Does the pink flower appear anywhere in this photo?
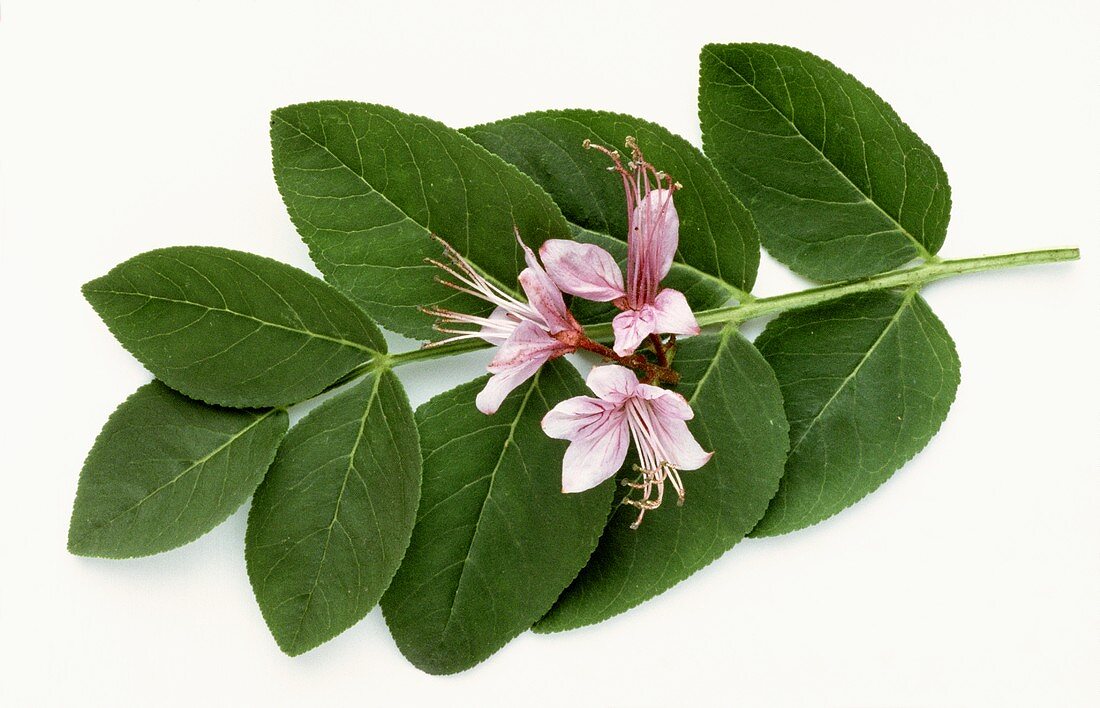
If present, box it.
[539,140,700,357]
[542,365,713,528]
[424,233,583,415]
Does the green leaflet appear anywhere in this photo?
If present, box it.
[83,246,385,408]
[246,370,420,656]
[752,290,960,536]
[463,109,760,294]
[381,360,615,674]
[535,328,789,632]
[700,43,951,281]
[567,225,736,324]
[68,382,287,558]
[271,101,572,340]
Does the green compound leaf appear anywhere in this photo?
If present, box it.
[68,381,287,559]
[567,225,735,325]
[752,290,960,536]
[700,43,951,281]
[381,359,615,674]
[83,246,385,408]
[246,369,420,657]
[271,101,572,340]
[535,328,789,632]
[463,109,759,294]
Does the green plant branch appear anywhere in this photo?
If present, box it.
[324,246,1078,389]
[693,246,1081,328]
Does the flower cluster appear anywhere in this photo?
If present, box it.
[424,139,711,527]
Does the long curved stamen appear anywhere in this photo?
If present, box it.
[420,305,520,347]
[621,398,686,528]
[427,261,542,325]
[423,235,552,345]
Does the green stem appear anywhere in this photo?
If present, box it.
[695,246,1080,328]
[365,246,1077,374]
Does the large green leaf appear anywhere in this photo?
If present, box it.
[381,360,614,674]
[535,327,789,632]
[463,109,759,293]
[246,369,420,656]
[271,101,572,340]
[700,43,951,281]
[83,246,385,408]
[68,382,287,558]
[752,290,960,536]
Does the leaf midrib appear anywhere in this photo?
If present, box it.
[702,46,932,259]
[94,408,278,529]
[285,371,383,652]
[437,370,543,645]
[785,290,915,457]
[88,287,378,354]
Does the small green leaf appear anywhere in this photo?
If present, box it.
[700,43,951,281]
[68,382,287,558]
[752,290,960,536]
[83,246,384,408]
[463,109,760,293]
[271,101,572,340]
[567,225,735,324]
[381,360,614,674]
[535,328,789,632]
[246,370,420,656]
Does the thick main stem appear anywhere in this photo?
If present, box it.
[377,246,1078,371]
[695,247,1081,328]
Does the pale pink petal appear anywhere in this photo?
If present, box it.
[517,267,573,335]
[476,322,569,414]
[634,385,694,420]
[647,412,713,471]
[478,306,517,345]
[585,364,639,403]
[539,239,625,302]
[651,288,700,336]
[560,418,630,492]
[541,395,613,438]
[628,188,679,303]
[611,307,657,356]
[542,396,630,492]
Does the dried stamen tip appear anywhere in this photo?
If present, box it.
[620,462,687,528]
[582,138,592,149]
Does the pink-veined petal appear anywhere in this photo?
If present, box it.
[628,188,679,302]
[476,322,570,414]
[517,266,573,336]
[646,410,713,471]
[542,396,630,493]
[542,395,613,438]
[585,364,639,404]
[611,307,657,356]
[651,288,700,336]
[560,419,630,492]
[539,239,626,302]
[476,358,544,415]
[634,385,694,420]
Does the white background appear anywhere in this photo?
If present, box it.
[2,1,1097,706]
